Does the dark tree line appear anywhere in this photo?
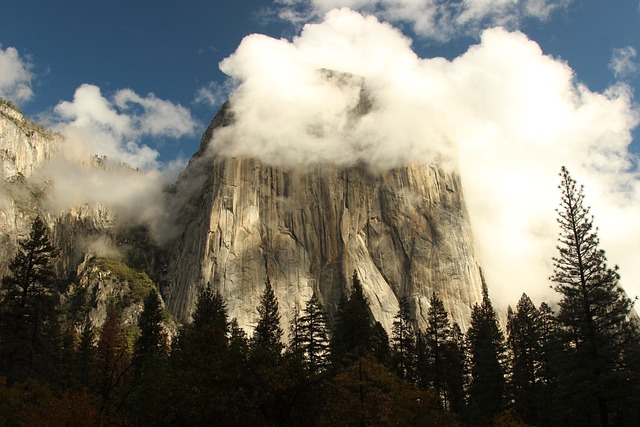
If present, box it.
[1,168,639,426]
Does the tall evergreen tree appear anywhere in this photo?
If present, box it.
[551,167,640,426]
[466,273,507,426]
[536,301,561,425]
[0,215,61,383]
[506,293,542,424]
[425,294,455,409]
[443,322,467,415]
[370,321,391,366]
[134,289,166,378]
[291,292,331,374]
[166,286,236,425]
[331,272,374,364]
[252,277,284,356]
[94,301,132,413]
[391,296,416,381]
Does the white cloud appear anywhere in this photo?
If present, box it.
[194,80,233,107]
[274,0,570,39]
[49,84,197,169]
[212,8,640,308]
[610,46,638,80]
[0,45,34,103]
[36,84,198,243]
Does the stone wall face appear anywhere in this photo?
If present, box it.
[165,113,483,334]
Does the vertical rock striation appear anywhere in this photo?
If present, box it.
[165,106,483,334]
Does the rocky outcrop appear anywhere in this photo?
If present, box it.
[0,100,60,181]
[0,100,62,274]
[164,108,484,334]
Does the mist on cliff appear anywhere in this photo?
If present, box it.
[38,84,197,243]
[209,8,640,308]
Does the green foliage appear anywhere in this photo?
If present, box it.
[331,271,377,365]
[93,301,133,413]
[466,274,507,426]
[288,292,331,373]
[252,277,284,357]
[0,216,61,383]
[423,294,464,412]
[506,293,545,425]
[322,356,457,426]
[551,167,640,426]
[89,257,155,306]
[391,295,417,381]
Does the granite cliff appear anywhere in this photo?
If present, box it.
[1,94,483,336]
[0,99,165,331]
[164,104,484,333]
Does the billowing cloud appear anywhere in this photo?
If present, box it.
[610,46,638,80]
[0,45,34,103]
[212,8,640,308]
[49,84,197,169]
[38,84,198,242]
[274,0,570,40]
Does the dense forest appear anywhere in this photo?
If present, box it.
[1,168,638,426]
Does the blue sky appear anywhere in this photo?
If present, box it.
[1,0,638,162]
[2,0,640,307]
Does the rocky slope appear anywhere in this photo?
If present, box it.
[0,100,163,331]
[164,106,484,333]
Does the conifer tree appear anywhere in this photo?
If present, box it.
[551,167,639,426]
[443,322,466,414]
[425,294,454,409]
[466,274,506,426]
[370,321,391,366]
[75,319,96,387]
[506,293,542,424]
[0,215,61,382]
[167,286,235,424]
[536,302,561,425]
[331,272,374,364]
[94,301,132,412]
[391,296,416,381]
[292,292,331,374]
[252,277,284,356]
[134,289,166,378]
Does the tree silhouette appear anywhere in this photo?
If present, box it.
[507,293,542,424]
[0,215,60,383]
[290,292,331,373]
[391,296,416,381]
[466,273,506,426]
[252,277,284,357]
[551,167,639,426]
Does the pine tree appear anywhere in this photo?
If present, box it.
[443,322,466,414]
[536,302,561,425]
[293,292,331,374]
[0,215,61,382]
[167,286,234,424]
[551,167,639,426]
[134,289,166,378]
[252,277,284,356]
[370,321,391,366]
[331,272,374,364]
[94,301,132,412]
[507,293,542,424]
[466,274,506,426]
[391,296,416,381]
[425,294,454,409]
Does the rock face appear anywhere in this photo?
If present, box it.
[0,101,60,181]
[0,100,166,332]
[164,106,484,334]
[0,101,62,274]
